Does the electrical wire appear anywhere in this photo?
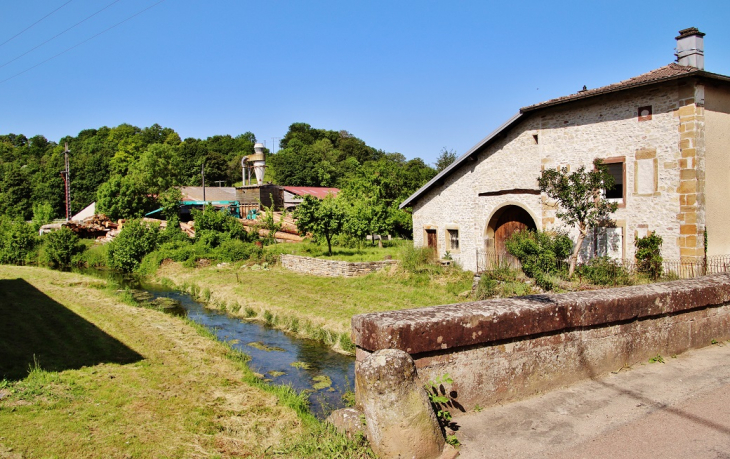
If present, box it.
[0,0,75,48]
[0,0,166,85]
[0,0,122,70]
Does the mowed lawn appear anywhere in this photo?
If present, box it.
[0,266,304,458]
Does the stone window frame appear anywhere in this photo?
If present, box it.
[599,156,626,209]
[446,228,460,253]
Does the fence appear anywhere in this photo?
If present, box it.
[476,249,730,279]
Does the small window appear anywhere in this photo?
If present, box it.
[448,229,459,251]
[604,162,624,201]
[638,105,652,121]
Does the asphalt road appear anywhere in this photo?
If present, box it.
[455,342,730,459]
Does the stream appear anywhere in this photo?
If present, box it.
[75,269,356,418]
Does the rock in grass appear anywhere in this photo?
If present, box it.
[326,407,367,440]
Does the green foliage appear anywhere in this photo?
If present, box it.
[158,187,183,220]
[635,233,663,279]
[434,147,457,172]
[649,354,665,364]
[0,217,38,265]
[538,159,618,275]
[576,256,632,286]
[214,240,262,262]
[106,219,160,272]
[426,373,458,445]
[505,230,572,290]
[475,276,498,299]
[40,227,82,267]
[399,245,437,273]
[295,194,346,256]
[31,202,54,231]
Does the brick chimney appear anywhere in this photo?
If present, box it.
[675,27,705,69]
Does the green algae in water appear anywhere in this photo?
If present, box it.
[312,375,332,390]
[268,370,286,378]
[290,361,312,370]
[247,341,285,352]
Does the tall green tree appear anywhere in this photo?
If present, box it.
[294,194,345,256]
[537,159,618,277]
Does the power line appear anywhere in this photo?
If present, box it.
[0,0,122,70]
[0,0,74,49]
[0,0,166,85]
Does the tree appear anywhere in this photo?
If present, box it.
[537,159,618,277]
[434,148,457,172]
[294,194,345,256]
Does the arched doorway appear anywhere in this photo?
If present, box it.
[486,205,537,254]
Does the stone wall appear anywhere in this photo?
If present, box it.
[412,80,701,271]
[352,274,730,415]
[280,254,397,277]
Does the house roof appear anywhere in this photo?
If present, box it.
[180,186,238,202]
[282,186,339,199]
[400,64,730,209]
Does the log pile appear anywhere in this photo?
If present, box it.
[64,214,118,239]
[238,211,306,242]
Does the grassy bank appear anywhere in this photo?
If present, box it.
[153,259,474,352]
[0,266,371,458]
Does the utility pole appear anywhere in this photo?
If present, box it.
[272,137,279,154]
[60,142,71,221]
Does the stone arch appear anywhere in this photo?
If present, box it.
[485,203,538,254]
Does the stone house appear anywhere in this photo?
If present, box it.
[400,28,730,272]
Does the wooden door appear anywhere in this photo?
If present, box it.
[494,207,535,255]
[426,229,437,254]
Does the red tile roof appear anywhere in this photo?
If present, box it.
[282,186,339,199]
[522,64,701,112]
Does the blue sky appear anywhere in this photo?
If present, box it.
[1,1,729,165]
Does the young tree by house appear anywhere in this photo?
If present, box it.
[294,194,345,256]
[537,159,618,277]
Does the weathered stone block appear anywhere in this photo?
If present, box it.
[356,349,444,459]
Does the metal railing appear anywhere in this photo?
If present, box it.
[476,249,730,280]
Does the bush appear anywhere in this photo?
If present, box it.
[475,276,498,300]
[215,239,262,262]
[0,217,38,265]
[40,227,82,267]
[505,230,572,289]
[635,233,663,279]
[400,245,437,273]
[576,256,632,286]
[107,219,159,272]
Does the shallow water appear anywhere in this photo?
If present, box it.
[76,269,355,418]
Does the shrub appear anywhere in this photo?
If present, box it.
[576,256,632,286]
[505,230,572,289]
[215,239,262,262]
[475,276,498,300]
[40,227,82,267]
[635,233,663,279]
[107,219,159,272]
[0,217,38,265]
[400,245,437,273]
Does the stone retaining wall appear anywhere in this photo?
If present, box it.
[280,254,397,277]
[352,274,730,416]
